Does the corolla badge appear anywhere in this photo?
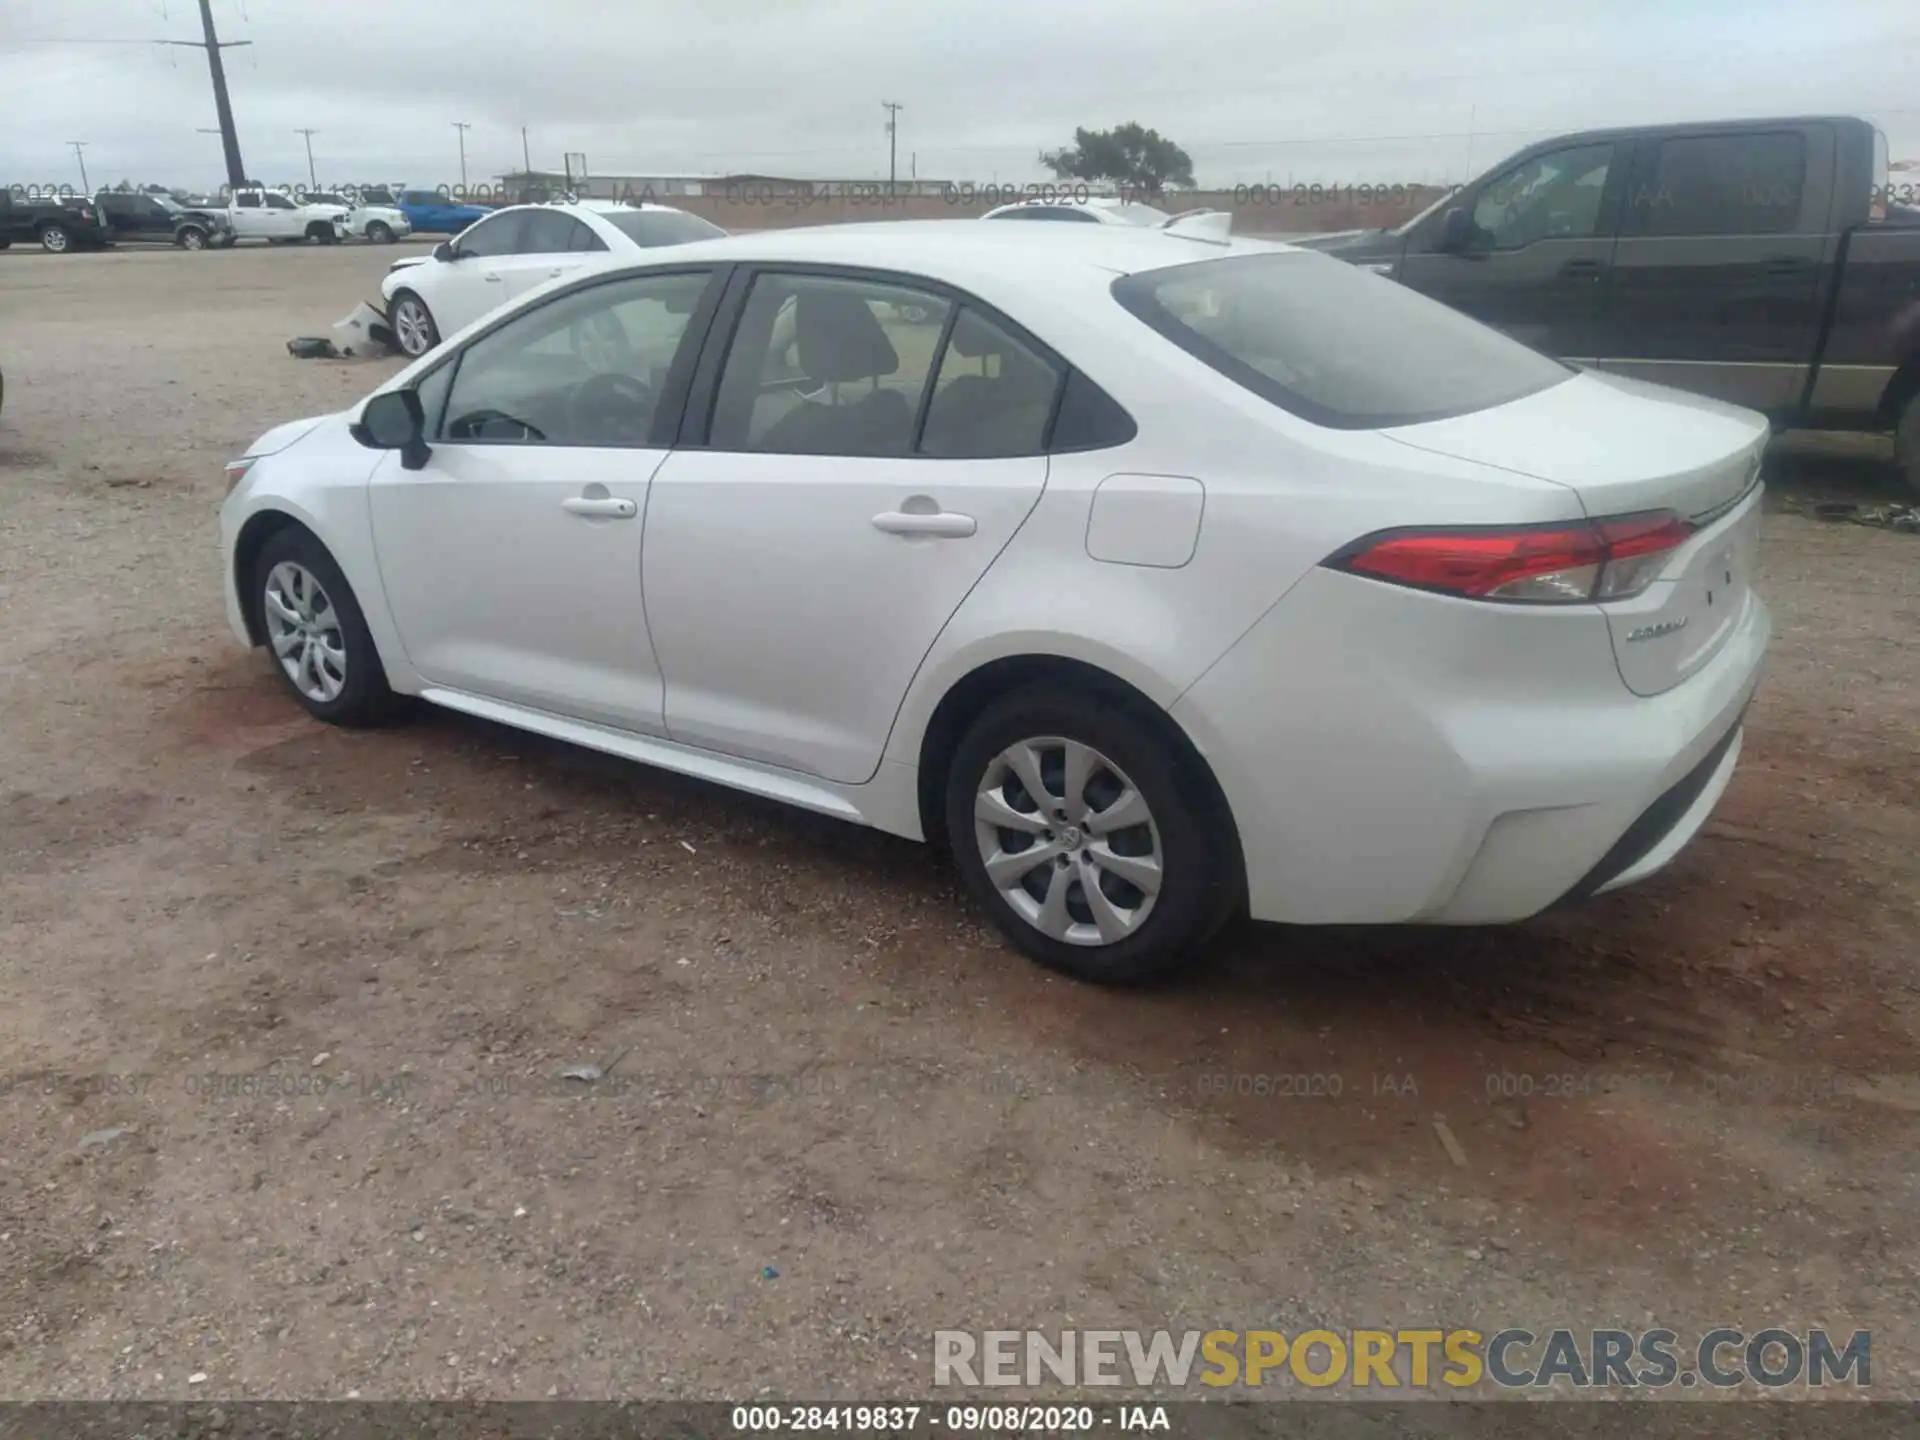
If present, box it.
[1626,617,1690,643]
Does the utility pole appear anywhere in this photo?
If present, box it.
[521,126,531,175]
[67,141,90,194]
[163,0,251,190]
[294,128,319,189]
[881,101,903,197]
[452,121,471,188]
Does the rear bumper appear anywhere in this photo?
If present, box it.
[1170,566,1770,926]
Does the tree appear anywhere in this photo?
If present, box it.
[1039,123,1194,196]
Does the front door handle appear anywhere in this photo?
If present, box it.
[483,272,504,283]
[1761,255,1812,275]
[1559,258,1607,280]
[546,267,564,278]
[562,496,637,519]
[873,509,976,539]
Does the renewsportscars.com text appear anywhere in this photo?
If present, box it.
[933,1327,1870,1390]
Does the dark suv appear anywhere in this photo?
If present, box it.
[95,191,235,249]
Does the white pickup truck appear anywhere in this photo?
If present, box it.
[223,188,350,245]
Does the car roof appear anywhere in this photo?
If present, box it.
[983,196,1167,221]
[568,218,1290,299]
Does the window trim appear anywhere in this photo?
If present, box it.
[674,261,1119,459]
[425,265,729,451]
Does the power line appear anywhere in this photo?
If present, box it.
[293,127,319,188]
[451,120,471,187]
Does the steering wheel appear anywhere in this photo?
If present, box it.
[570,311,632,373]
[567,372,654,444]
[447,408,545,442]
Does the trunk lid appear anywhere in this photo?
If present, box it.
[1381,370,1769,697]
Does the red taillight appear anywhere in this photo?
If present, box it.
[1328,511,1692,604]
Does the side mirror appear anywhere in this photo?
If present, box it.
[433,240,454,262]
[1437,206,1475,253]
[352,389,431,471]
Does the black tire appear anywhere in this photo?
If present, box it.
[1897,395,1920,498]
[214,231,237,249]
[307,221,337,244]
[387,288,439,357]
[366,220,394,244]
[252,528,395,727]
[38,224,72,254]
[176,224,209,251]
[944,684,1233,985]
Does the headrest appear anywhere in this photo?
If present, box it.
[795,291,899,384]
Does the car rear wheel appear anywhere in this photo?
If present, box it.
[388,290,438,357]
[38,224,72,254]
[945,685,1230,984]
[366,220,394,244]
[177,225,208,251]
[1898,394,1920,498]
[253,529,394,726]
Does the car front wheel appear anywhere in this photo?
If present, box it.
[253,528,394,726]
[387,289,438,357]
[366,220,394,243]
[945,685,1233,984]
[177,225,209,250]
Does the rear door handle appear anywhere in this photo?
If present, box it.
[483,272,504,283]
[1761,255,1812,275]
[872,510,976,539]
[562,496,637,519]
[1559,258,1607,280]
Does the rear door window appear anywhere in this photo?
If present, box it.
[1113,250,1572,429]
[1627,132,1808,237]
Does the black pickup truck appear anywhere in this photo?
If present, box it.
[0,191,112,252]
[93,191,236,249]
[1298,116,1920,490]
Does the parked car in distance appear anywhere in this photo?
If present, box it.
[93,190,235,250]
[304,193,412,244]
[223,221,1771,983]
[222,188,349,245]
[982,196,1172,227]
[0,191,111,252]
[393,190,494,235]
[1297,115,1920,492]
[379,200,726,357]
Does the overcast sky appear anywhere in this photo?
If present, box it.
[4,0,1917,193]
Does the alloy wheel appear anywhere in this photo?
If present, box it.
[973,736,1164,946]
[262,561,347,704]
[392,297,431,356]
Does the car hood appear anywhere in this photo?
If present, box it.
[353,205,405,221]
[244,413,333,457]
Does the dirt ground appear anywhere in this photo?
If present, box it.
[0,243,1916,1403]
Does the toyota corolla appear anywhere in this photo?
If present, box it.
[219,218,1769,984]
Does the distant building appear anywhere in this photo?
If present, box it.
[494,169,954,202]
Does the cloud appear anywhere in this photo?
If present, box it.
[2,0,1916,190]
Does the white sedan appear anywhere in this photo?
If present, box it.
[220,220,1770,984]
[379,200,726,358]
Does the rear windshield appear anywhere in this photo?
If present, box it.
[1111,250,1572,429]
[603,210,727,247]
